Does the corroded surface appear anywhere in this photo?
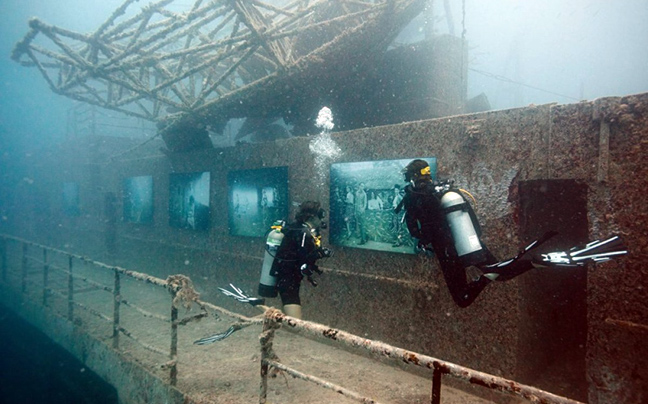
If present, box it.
[2,93,647,403]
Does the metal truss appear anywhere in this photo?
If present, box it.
[12,0,424,126]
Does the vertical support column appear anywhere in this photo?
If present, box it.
[67,255,74,321]
[170,292,178,386]
[547,105,554,179]
[597,120,610,183]
[259,314,276,404]
[21,243,28,293]
[431,367,442,404]
[1,237,7,282]
[42,248,49,306]
[112,268,121,349]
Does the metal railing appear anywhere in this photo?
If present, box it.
[259,308,585,404]
[0,234,586,404]
[0,234,260,386]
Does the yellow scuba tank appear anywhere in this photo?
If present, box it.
[258,220,285,297]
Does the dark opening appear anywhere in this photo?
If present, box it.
[517,179,588,402]
[0,304,119,404]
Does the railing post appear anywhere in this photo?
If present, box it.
[431,367,442,404]
[21,242,28,293]
[259,313,276,404]
[1,236,7,282]
[42,248,49,306]
[170,290,178,386]
[67,255,74,321]
[112,268,121,349]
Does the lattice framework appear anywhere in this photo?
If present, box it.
[12,0,421,124]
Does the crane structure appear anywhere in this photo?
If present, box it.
[12,0,426,151]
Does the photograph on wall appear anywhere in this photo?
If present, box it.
[62,182,80,216]
[329,158,437,254]
[228,167,289,237]
[123,176,154,224]
[169,171,210,230]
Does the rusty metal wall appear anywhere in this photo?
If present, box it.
[3,93,646,403]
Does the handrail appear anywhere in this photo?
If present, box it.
[1,234,585,404]
[259,308,586,404]
[0,233,263,386]
[0,234,262,320]
[1,234,183,383]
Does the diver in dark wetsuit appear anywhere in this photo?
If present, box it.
[400,159,628,308]
[272,201,331,319]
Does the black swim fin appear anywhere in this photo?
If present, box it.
[218,283,265,306]
[480,231,559,278]
[193,323,249,345]
[194,325,238,345]
[538,235,628,267]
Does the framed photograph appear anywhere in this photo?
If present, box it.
[123,176,154,224]
[169,172,210,230]
[228,167,289,237]
[329,158,437,253]
[62,182,80,216]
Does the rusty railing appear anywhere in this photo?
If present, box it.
[1,234,586,404]
[0,234,260,386]
[258,309,586,404]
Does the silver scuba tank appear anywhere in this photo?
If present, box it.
[440,191,484,266]
[258,220,285,297]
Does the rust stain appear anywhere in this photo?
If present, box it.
[323,329,338,340]
[403,352,420,365]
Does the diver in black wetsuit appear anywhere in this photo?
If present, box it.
[271,201,332,319]
[399,159,628,308]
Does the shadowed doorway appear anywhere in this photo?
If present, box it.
[516,179,588,402]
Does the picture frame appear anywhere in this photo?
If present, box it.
[228,167,289,237]
[169,172,210,230]
[123,176,154,224]
[329,158,437,253]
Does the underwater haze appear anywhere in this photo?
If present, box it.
[0,0,647,153]
[0,2,645,403]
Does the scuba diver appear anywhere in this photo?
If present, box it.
[399,159,628,308]
[266,201,332,319]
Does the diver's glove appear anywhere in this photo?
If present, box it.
[415,240,435,257]
[218,283,265,306]
[300,264,319,287]
[319,247,333,258]
[538,235,627,267]
[300,263,314,277]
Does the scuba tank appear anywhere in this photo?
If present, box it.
[258,220,285,297]
[439,190,486,267]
